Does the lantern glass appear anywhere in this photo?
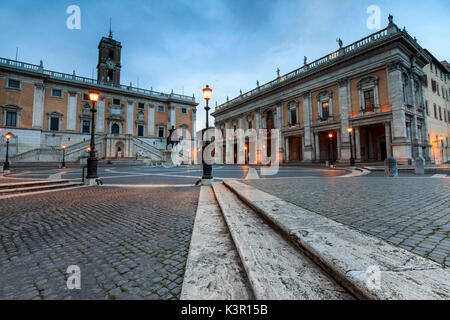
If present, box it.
[89,92,100,102]
[203,85,212,101]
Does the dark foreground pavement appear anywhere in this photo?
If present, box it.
[0,186,199,300]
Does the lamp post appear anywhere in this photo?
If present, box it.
[439,135,444,164]
[347,128,355,168]
[3,132,12,173]
[86,92,99,181]
[61,144,67,168]
[202,85,213,184]
[328,132,334,167]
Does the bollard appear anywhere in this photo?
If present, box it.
[415,156,425,175]
[384,157,398,177]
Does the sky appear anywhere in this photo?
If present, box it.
[0,0,448,129]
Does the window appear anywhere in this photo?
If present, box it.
[158,127,165,138]
[289,108,297,125]
[82,120,90,133]
[181,108,187,114]
[430,64,433,72]
[431,80,437,92]
[439,107,442,120]
[437,83,440,96]
[113,99,121,105]
[364,90,375,111]
[7,79,21,89]
[158,105,165,112]
[445,111,447,123]
[434,104,438,119]
[108,70,114,82]
[109,50,114,60]
[51,89,62,98]
[83,93,90,101]
[248,120,253,129]
[137,125,144,137]
[5,111,17,127]
[50,117,59,131]
[425,101,429,115]
[138,103,145,109]
[321,102,330,119]
[111,124,120,136]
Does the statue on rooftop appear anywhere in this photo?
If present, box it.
[336,38,343,48]
[388,14,394,25]
[304,56,307,66]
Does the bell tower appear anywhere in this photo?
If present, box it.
[97,27,122,86]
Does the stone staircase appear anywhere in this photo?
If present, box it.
[0,180,84,197]
[182,180,450,300]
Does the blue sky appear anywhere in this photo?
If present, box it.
[0,0,448,129]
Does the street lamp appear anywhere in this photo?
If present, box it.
[3,132,13,173]
[86,92,99,181]
[61,144,67,168]
[328,132,334,167]
[202,85,213,184]
[347,128,355,168]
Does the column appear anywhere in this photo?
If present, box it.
[66,92,77,132]
[302,92,313,162]
[285,137,290,162]
[337,130,341,161]
[338,79,351,161]
[170,105,176,129]
[148,105,155,136]
[32,83,45,129]
[96,98,105,133]
[255,110,261,130]
[314,132,320,161]
[126,101,134,135]
[191,109,196,140]
[385,121,392,157]
[355,126,361,161]
[387,61,410,163]
[276,104,283,162]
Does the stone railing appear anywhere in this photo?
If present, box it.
[215,26,394,112]
[0,57,196,103]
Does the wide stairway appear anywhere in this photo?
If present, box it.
[181,181,450,300]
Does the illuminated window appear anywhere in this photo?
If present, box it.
[363,90,375,111]
[321,102,330,118]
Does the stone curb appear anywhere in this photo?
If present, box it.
[223,180,450,300]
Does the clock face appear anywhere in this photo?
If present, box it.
[106,59,115,69]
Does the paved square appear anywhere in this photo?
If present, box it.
[244,177,450,267]
[0,186,199,300]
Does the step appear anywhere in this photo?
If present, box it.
[181,186,253,300]
[212,183,353,300]
[0,181,84,196]
[223,180,450,300]
[0,179,70,190]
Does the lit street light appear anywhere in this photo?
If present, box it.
[202,85,213,185]
[86,92,99,182]
[328,132,334,168]
[439,135,445,163]
[61,144,67,168]
[347,128,355,168]
[3,132,13,173]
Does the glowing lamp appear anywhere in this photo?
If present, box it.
[88,92,100,102]
[62,144,67,150]
[202,85,212,101]
[347,128,353,133]
[4,133,12,140]
[328,133,334,139]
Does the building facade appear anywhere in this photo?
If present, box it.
[212,17,432,165]
[0,32,198,164]
[423,52,449,164]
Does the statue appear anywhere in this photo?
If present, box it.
[304,56,307,66]
[277,68,280,78]
[240,89,243,95]
[336,38,343,48]
[256,80,260,87]
[388,14,394,25]
[166,126,177,151]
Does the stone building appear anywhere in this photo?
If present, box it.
[0,32,198,164]
[422,51,449,164]
[212,17,433,165]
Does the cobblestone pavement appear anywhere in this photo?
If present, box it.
[244,177,450,267]
[0,186,199,300]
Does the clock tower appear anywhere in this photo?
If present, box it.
[97,29,122,86]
